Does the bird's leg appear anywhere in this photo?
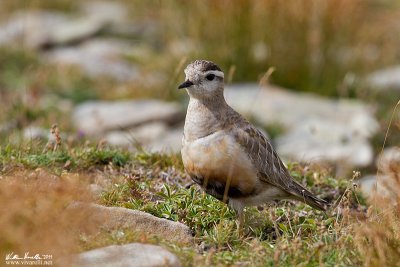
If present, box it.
[237,207,245,237]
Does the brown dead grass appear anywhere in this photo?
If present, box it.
[0,168,94,261]
[354,146,400,267]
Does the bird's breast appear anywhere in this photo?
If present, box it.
[181,131,259,197]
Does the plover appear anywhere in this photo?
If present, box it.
[179,60,328,226]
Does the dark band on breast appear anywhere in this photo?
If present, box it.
[191,174,253,200]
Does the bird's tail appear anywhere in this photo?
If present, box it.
[290,181,329,211]
[296,190,329,211]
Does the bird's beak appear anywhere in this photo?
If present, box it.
[178,80,194,89]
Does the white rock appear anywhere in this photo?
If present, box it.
[71,243,181,267]
[43,17,107,47]
[67,203,192,242]
[275,119,373,167]
[366,65,400,90]
[225,84,378,137]
[44,38,137,81]
[377,147,400,174]
[148,127,183,153]
[73,100,183,135]
[224,84,379,167]
[0,11,68,48]
[358,147,400,199]
[23,126,50,140]
[0,11,108,49]
[357,174,398,200]
[80,1,127,25]
[88,184,104,197]
[105,122,168,147]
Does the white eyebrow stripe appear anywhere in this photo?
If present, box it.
[204,70,224,78]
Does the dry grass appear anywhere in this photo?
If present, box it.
[0,169,93,260]
[354,164,400,266]
[0,1,399,265]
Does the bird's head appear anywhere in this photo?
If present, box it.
[178,60,224,99]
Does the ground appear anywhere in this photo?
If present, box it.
[2,138,398,266]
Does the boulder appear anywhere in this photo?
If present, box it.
[0,11,69,48]
[67,203,193,243]
[0,11,109,49]
[275,119,374,167]
[70,243,181,267]
[73,100,183,135]
[148,127,183,153]
[366,65,400,91]
[377,147,400,174]
[105,122,168,147]
[224,84,379,167]
[44,38,137,81]
[358,147,400,199]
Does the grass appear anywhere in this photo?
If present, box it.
[0,140,374,266]
[0,0,399,266]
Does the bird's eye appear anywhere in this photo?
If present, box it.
[206,74,215,81]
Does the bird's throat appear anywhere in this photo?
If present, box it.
[183,97,227,141]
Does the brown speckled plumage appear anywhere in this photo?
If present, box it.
[179,60,328,216]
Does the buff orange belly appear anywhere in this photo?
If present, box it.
[181,131,259,197]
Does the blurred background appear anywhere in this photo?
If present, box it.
[0,0,399,183]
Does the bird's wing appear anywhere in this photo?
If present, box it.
[232,123,328,210]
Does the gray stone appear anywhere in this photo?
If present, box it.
[275,119,374,167]
[357,174,397,199]
[0,121,17,134]
[366,65,400,90]
[44,38,137,81]
[80,1,127,26]
[377,147,400,173]
[225,84,378,136]
[67,203,192,243]
[0,11,109,49]
[358,147,400,199]
[71,243,181,267]
[224,84,379,167]
[0,11,70,48]
[80,1,160,40]
[105,122,168,147]
[73,100,183,135]
[88,184,104,197]
[42,17,107,47]
[148,127,183,153]
[23,126,49,140]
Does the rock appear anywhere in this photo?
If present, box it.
[275,119,374,167]
[148,127,183,153]
[67,203,193,243]
[357,175,379,198]
[0,11,109,49]
[70,243,181,267]
[105,123,183,153]
[105,122,168,147]
[41,17,107,48]
[80,1,160,40]
[80,1,127,26]
[73,100,183,135]
[23,126,49,140]
[377,147,400,174]
[88,184,104,197]
[366,65,400,90]
[225,84,378,136]
[357,174,397,199]
[358,147,400,200]
[224,84,379,167]
[0,11,70,48]
[44,38,137,81]
[0,121,17,134]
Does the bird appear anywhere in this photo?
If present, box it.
[178,59,328,228]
